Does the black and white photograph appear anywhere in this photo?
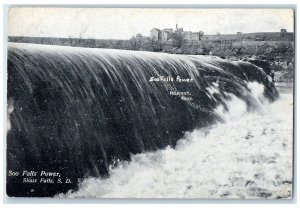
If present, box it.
[5,6,295,199]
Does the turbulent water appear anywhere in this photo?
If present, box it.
[62,89,293,199]
[7,43,287,198]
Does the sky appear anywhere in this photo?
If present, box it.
[8,8,294,39]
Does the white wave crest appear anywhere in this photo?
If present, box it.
[59,90,293,199]
[7,99,14,132]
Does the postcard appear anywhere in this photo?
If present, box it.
[6,7,294,199]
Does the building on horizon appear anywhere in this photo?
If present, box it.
[150,25,203,42]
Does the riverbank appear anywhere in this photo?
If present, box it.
[275,82,294,94]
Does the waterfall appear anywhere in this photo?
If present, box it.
[7,43,278,197]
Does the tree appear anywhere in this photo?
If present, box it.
[144,39,162,52]
[172,32,184,48]
[199,31,204,40]
[129,36,138,50]
[68,25,89,47]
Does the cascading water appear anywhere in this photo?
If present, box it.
[7,43,280,197]
[61,91,293,199]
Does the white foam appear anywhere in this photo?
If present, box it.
[59,91,293,199]
[214,94,247,121]
[247,82,267,106]
[7,99,14,132]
